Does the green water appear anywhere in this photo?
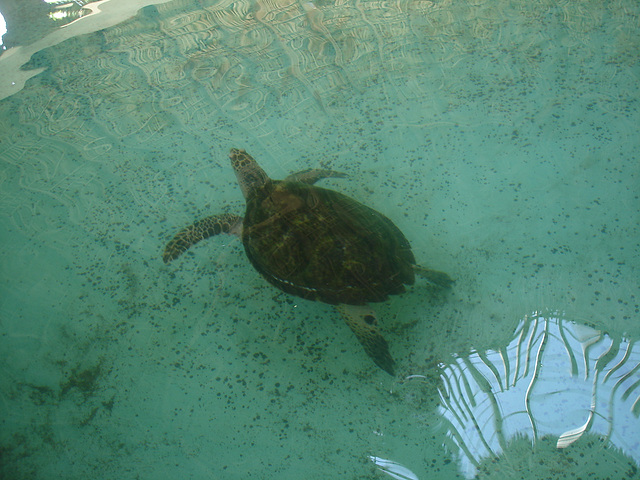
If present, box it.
[0,0,638,478]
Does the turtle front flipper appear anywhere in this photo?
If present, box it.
[163,213,243,263]
[337,305,395,375]
[284,168,347,185]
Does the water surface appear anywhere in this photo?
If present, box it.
[0,0,638,478]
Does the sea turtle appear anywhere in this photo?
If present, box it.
[163,148,453,374]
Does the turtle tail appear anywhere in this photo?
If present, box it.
[163,214,243,263]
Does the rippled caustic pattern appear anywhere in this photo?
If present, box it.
[0,0,638,479]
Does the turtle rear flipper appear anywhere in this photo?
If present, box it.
[413,265,454,291]
[163,213,243,263]
[338,305,395,375]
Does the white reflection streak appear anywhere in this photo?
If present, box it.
[477,349,503,392]
[619,361,640,402]
[438,315,640,478]
[558,316,580,376]
[0,12,6,46]
[632,383,640,416]
[557,364,599,448]
[471,352,509,451]
[369,456,419,480]
[512,317,529,386]
[580,331,602,380]
[440,365,468,424]
[522,314,539,379]
[461,358,499,457]
[596,337,619,372]
[605,341,640,440]
[499,347,510,392]
[604,340,633,382]
[524,315,548,443]
[437,363,484,468]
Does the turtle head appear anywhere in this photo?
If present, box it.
[229,148,270,199]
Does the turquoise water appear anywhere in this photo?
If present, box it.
[0,0,638,478]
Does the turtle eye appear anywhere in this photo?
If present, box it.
[364,315,376,325]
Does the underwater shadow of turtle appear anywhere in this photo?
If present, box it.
[163,148,453,375]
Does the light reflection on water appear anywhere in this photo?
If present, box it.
[0,0,638,478]
[436,313,640,478]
